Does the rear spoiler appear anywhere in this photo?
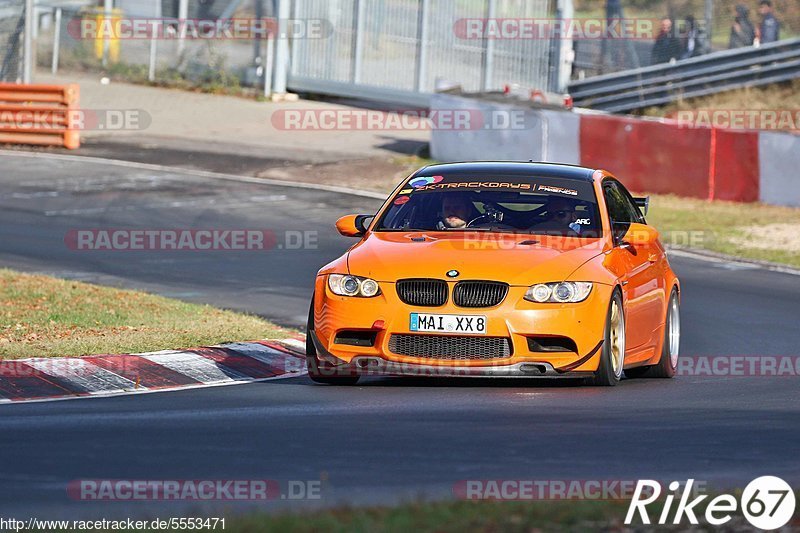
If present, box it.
[634,196,649,216]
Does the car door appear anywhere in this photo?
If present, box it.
[603,180,663,352]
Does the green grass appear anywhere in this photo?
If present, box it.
[639,80,800,125]
[30,496,800,531]
[218,494,799,533]
[0,269,288,359]
[644,194,800,267]
[224,500,632,533]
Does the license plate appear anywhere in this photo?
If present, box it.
[410,313,487,334]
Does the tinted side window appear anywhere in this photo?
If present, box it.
[615,181,645,223]
[604,182,634,224]
[604,180,639,242]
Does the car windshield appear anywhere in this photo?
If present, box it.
[375,174,601,237]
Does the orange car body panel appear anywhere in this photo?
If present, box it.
[313,164,679,375]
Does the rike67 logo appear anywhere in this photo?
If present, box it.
[626,476,796,530]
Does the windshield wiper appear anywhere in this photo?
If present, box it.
[377,227,524,233]
[375,228,433,232]
[458,227,523,233]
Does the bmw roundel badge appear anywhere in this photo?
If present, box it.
[446,270,459,278]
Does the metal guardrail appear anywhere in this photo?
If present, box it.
[287,75,432,108]
[569,38,800,113]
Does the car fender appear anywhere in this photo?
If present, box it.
[565,252,622,289]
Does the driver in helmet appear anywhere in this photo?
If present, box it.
[545,196,583,235]
[437,193,477,229]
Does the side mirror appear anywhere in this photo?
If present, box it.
[619,222,659,248]
[335,214,373,237]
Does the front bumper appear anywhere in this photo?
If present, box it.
[312,276,613,376]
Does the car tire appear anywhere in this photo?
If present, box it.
[625,288,680,379]
[590,290,625,386]
[306,296,360,385]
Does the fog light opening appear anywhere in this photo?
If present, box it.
[520,363,548,375]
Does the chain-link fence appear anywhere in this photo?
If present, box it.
[39,0,562,99]
[33,0,800,96]
[290,0,557,95]
[573,0,800,78]
[0,0,24,81]
[39,0,277,92]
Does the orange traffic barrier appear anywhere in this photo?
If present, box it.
[0,83,80,149]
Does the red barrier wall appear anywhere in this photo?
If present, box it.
[580,114,711,198]
[580,114,759,201]
[710,129,760,202]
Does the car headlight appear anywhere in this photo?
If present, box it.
[524,282,592,303]
[328,274,381,297]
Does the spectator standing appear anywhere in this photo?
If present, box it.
[601,0,626,72]
[729,4,756,48]
[757,0,781,44]
[606,0,623,20]
[681,15,710,59]
[651,18,681,64]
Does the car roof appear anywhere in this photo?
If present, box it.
[416,161,597,182]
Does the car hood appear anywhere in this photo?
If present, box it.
[346,232,607,286]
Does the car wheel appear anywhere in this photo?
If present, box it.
[305,296,360,385]
[626,288,680,379]
[590,290,625,386]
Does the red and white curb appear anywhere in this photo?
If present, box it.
[0,338,307,404]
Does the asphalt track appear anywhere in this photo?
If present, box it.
[1,152,799,520]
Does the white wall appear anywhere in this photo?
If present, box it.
[759,132,800,207]
[429,94,580,164]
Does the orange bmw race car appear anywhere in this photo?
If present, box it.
[306,162,680,386]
